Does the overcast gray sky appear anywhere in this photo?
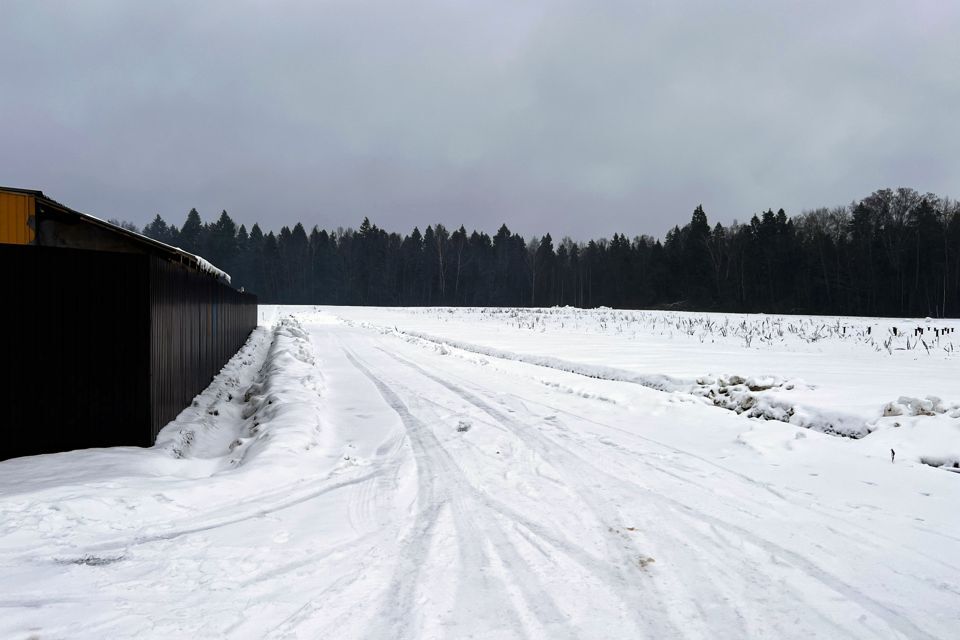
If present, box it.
[2,0,958,239]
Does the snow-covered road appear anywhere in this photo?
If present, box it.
[1,307,958,639]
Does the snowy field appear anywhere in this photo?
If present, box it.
[1,305,958,639]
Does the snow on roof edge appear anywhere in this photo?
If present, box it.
[20,188,233,285]
[192,255,232,284]
[82,211,234,284]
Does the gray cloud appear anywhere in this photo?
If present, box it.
[2,0,958,239]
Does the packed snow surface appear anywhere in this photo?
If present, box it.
[1,305,958,639]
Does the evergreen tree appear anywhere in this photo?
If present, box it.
[143,214,173,245]
[179,208,204,255]
[207,210,238,274]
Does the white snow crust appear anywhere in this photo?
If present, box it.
[0,305,957,639]
[192,254,231,283]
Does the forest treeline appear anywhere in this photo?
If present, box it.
[131,187,960,317]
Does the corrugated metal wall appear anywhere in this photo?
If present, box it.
[1,244,150,460]
[148,256,258,439]
[0,191,36,244]
[0,244,257,460]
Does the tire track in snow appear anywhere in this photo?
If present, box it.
[342,347,574,640]
[362,343,696,637]
[344,428,408,536]
[16,470,385,561]
[507,390,960,576]
[499,390,960,608]
[380,347,945,640]
[376,348,725,638]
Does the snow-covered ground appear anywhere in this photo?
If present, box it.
[1,305,958,639]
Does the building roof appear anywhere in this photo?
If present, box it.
[0,185,231,283]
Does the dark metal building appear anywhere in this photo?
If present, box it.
[0,186,257,460]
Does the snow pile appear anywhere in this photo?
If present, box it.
[155,325,273,463]
[867,397,960,473]
[157,315,330,469]
[224,316,329,466]
[882,395,959,418]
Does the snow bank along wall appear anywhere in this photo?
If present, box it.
[0,186,257,460]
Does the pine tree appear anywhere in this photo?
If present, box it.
[207,210,238,275]
[179,208,204,255]
[143,214,173,245]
